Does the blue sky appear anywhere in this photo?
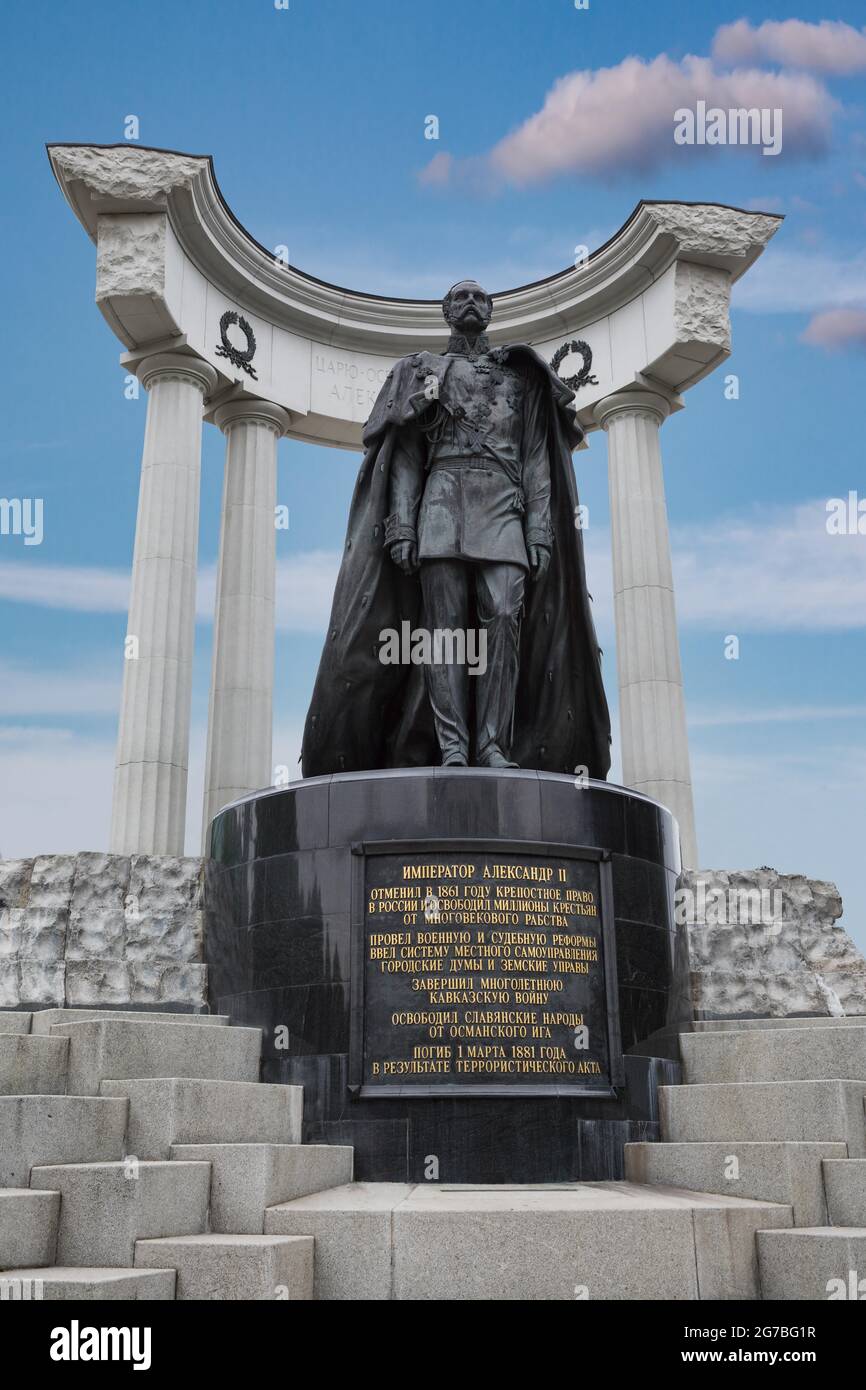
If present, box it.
[1,1,864,950]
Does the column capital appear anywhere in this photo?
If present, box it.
[136,351,218,397]
[593,389,673,431]
[212,396,291,437]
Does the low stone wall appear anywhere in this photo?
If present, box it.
[0,853,206,1011]
[682,868,866,1020]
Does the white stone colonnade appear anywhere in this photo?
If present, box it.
[595,390,697,869]
[48,144,782,867]
[202,397,290,843]
[111,351,216,855]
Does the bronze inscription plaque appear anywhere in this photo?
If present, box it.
[351,843,621,1098]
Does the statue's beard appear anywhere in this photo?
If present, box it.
[448,310,489,335]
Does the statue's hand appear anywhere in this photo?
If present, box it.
[390,540,419,575]
[528,544,551,581]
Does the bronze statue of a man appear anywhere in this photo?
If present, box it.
[301,281,610,779]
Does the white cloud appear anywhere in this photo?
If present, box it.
[418,152,453,188]
[713,19,866,76]
[425,54,835,188]
[801,308,866,352]
[273,550,340,633]
[671,500,866,633]
[689,704,866,730]
[0,552,342,635]
[0,663,120,717]
[0,562,129,612]
[0,728,114,859]
[0,715,307,862]
[734,248,866,314]
[200,551,339,634]
[585,499,866,637]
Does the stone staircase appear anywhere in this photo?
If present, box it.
[262,1015,866,1299]
[0,1009,352,1299]
[626,1016,866,1299]
[3,1009,864,1299]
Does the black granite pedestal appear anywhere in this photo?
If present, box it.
[204,769,690,1182]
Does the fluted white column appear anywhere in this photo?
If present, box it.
[111,352,218,855]
[594,390,698,868]
[201,398,290,845]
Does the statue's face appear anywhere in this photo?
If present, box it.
[443,280,492,334]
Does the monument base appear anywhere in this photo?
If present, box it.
[204,769,689,1183]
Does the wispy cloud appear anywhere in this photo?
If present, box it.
[0,553,341,635]
[0,663,119,717]
[0,727,114,859]
[418,152,453,189]
[272,551,339,633]
[583,497,866,638]
[2,501,863,637]
[734,248,866,315]
[713,19,866,76]
[670,500,866,633]
[0,562,129,612]
[801,308,866,352]
[689,704,866,729]
[0,715,307,862]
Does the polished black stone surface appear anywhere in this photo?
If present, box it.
[205,769,689,1181]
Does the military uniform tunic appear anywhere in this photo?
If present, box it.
[382,336,554,766]
[385,341,553,566]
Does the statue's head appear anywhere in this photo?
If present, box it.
[442,279,493,335]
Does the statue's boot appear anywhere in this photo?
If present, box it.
[477,748,518,769]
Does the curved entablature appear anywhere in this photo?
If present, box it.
[48,142,782,449]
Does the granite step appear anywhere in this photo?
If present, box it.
[134,1233,314,1300]
[625,1140,846,1226]
[99,1077,302,1159]
[694,1016,866,1033]
[823,1159,866,1227]
[29,1160,211,1267]
[264,1181,792,1301]
[171,1142,353,1233]
[0,1266,175,1300]
[681,1025,866,1085]
[54,1018,261,1094]
[0,1095,128,1186]
[35,1008,229,1035]
[0,1035,68,1095]
[757,1227,866,1300]
[660,1081,866,1153]
[0,1013,33,1036]
[0,1189,59,1268]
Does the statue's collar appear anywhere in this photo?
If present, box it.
[445,331,491,358]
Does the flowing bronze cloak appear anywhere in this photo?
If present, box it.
[301,344,611,778]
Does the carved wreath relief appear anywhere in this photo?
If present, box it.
[215,310,259,379]
[551,339,598,391]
